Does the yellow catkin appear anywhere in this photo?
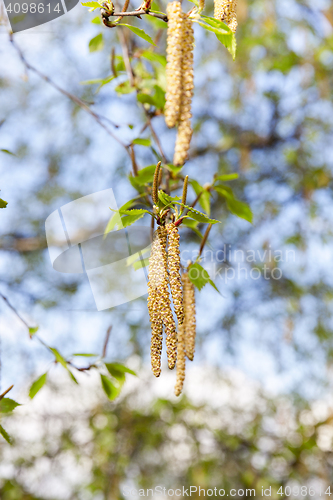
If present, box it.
[173,17,194,166]
[182,272,196,361]
[165,1,184,128]
[148,229,165,377]
[214,0,237,33]
[153,226,178,370]
[174,321,186,396]
[166,222,184,325]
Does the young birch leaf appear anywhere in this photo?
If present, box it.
[0,149,16,156]
[118,24,156,46]
[100,374,119,400]
[89,33,104,52]
[0,398,20,413]
[29,373,47,399]
[188,263,220,293]
[0,198,8,209]
[0,425,12,444]
[141,51,166,67]
[132,138,151,147]
[137,93,156,106]
[174,203,220,224]
[194,16,236,60]
[214,186,252,223]
[190,179,211,216]
[214,173,239,182]
[106,363,137,377]
[81,1,102,9]
[29,326,39,336]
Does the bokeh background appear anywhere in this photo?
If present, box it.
[1,0,333,497]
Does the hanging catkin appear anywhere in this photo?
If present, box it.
[148,228,165,376]
[157,226,178,369]
[182,272,196,361]
[173,16,194,166]
[165,1,184,128]
[174,321,186,396]
[214,0,237,33]
[166,222,184,325]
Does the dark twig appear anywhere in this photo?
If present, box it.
[0,292,31,331]
[102,325,113,358]
[199,223,212,256]
[9,34,130,154]
[0,385,14,401]
[104,9,168,22]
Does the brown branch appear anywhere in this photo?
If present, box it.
[0,385,14,401]
[102,325,112,358]
[9,34,130,155]
[199,223,212,256]
[104,9,168,22]
[117,27,135,86]
[0,292,31,331]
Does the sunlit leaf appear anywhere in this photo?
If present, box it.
[132,138,151,147]
[0,398,20,413]
[118,24,156,46]
[100,374,119,400]
[0,198,8,208]
[29,373,47,399]
[0,425,12,444]
[214,186,252,223]
[188,262,220,293]
[89,33,104,52]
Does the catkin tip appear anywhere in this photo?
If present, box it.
[214,0,238,33]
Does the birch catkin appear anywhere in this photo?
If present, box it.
[182,272,196,361]
[157,226,178,370]
[166,222,184,325]
[214,0,238,33]
[173,17,194,166]
[174,321,186,396]
[148,228,165,377]
[165,1,184,128]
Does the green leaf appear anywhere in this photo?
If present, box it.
[141,50,166,67]
[72,353,98,357]
[158,191,181,207]
[182,218,203,239]
[137,93,156,106]
[144,15,167,29]
[132,164,156,185]
[80,75,115,92]
[194,15,236,60]
[29,373,47,399]
[0,198,8,209]
[132,257,149,270]
[121,213,146,228]
[118,24,156,46]
[105,211,122,233]
[115,80,136,94]
[152,84,165,109]
[105,362,137,380]
[214,186,252,223]
[29,326,39,336]
[190,180,211,216]
[89,33,104,52]
[132,138,151,147]
[100,374,119,400]
[81,1,101,10]
[49,347,67,369]
[49,347,78,384]
[0,398,20,413]
[165,164,183,175]
[214,173,239,182]
[0,149,16,156]
[188,263,220,293]
[119,208,152,216]
[174,203,220,224]
[91,15,101,23]
[0,425,12,444]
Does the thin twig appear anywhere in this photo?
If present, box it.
[9,34,130,154]
[104,9,168,21]
[146,114,167,163]
[199,223,212,256]
[0,385,14,401]
[0,292,31,330]
[118,27,135,86]
[102,325,113,358]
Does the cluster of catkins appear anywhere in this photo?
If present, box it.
[148,223,196,396]
[214,0,238,33]
[165,1,194,167]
